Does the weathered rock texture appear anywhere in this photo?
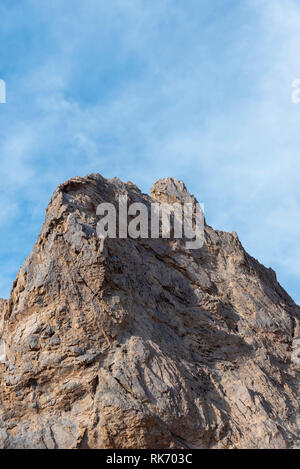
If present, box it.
[0,174,299,449]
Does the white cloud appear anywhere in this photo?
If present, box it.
[0,0,300,301]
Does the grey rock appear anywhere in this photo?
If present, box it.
[0,174,299,449]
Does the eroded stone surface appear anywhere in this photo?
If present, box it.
[0,174,299,449]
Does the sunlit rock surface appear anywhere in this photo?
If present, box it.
[0,174,299,449]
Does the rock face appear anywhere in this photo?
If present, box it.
[0,174,299,449]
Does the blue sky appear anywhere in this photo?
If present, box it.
[0,0,300,302]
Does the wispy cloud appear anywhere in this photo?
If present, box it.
[0,0,300,302]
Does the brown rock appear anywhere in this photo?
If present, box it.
[0,174,299,449]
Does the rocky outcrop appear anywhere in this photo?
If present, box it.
[0,174,299,449]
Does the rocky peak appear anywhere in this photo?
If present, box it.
[150,177,197,205]
[0,174,299,449]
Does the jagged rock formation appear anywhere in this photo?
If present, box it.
[0,174,299,449]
